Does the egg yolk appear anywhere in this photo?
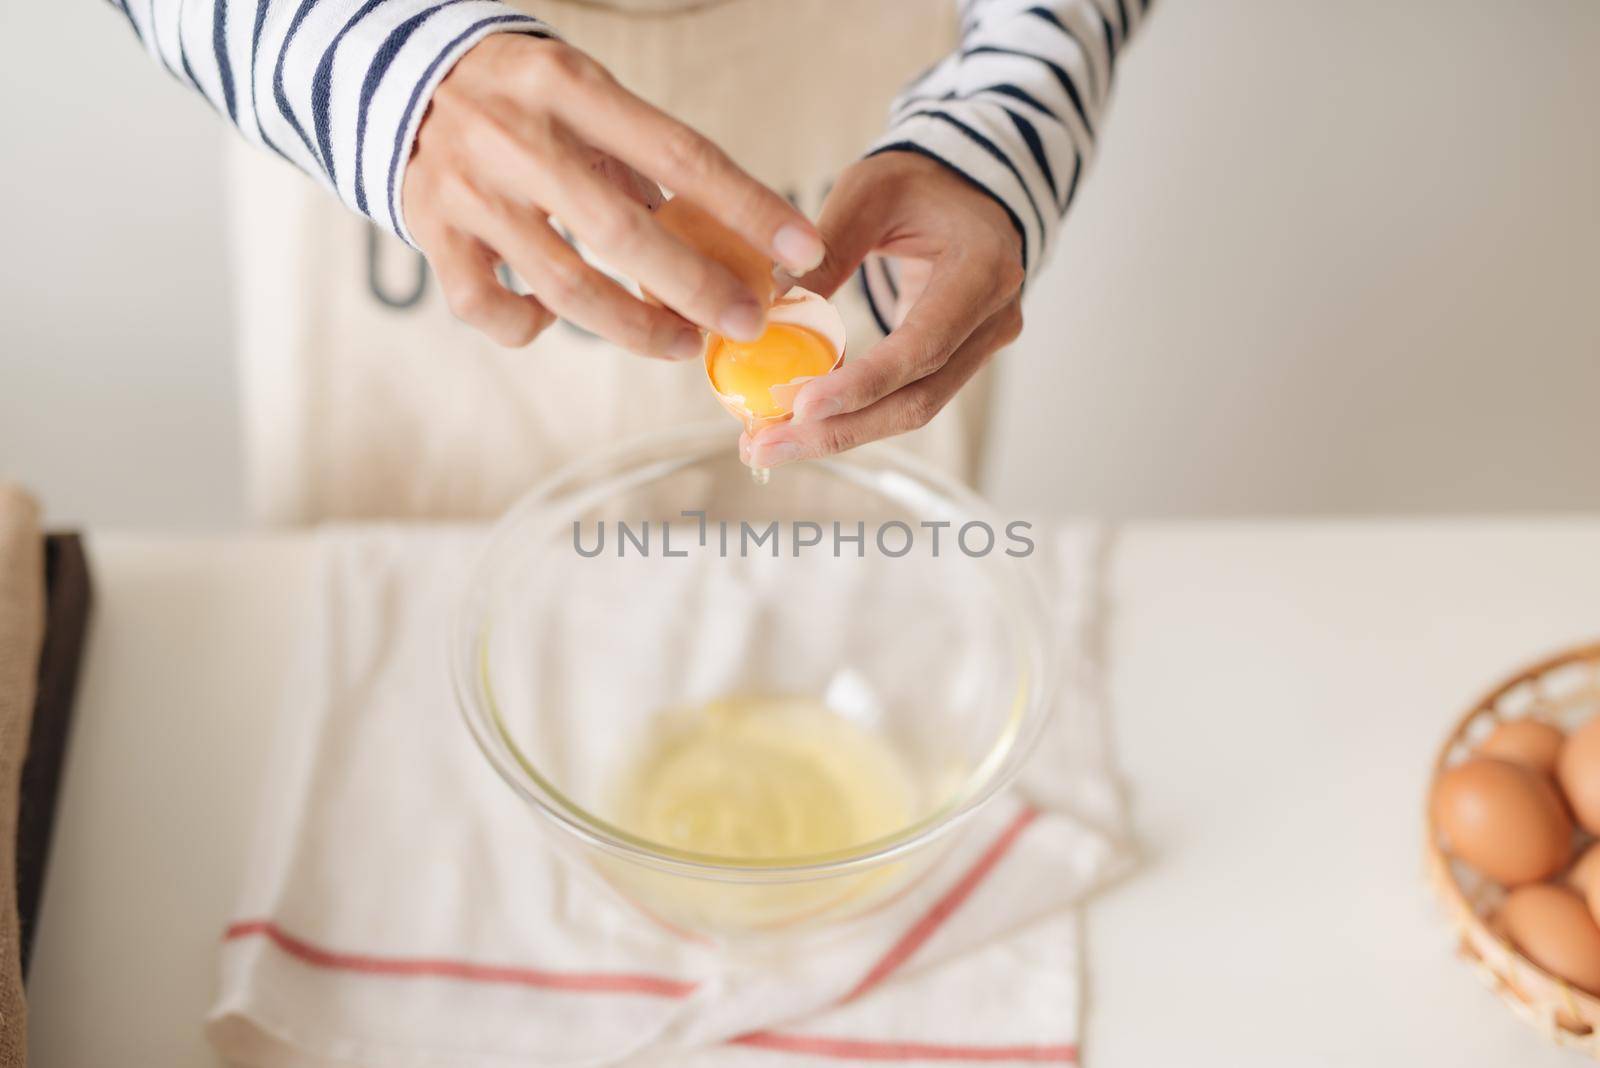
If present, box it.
[708,323,836,419]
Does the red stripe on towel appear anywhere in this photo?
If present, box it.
[222,920,698,998]
[844,805,1041,1003]
[729,1031,1077,1062]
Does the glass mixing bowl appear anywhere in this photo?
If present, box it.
[453,423,1056,941]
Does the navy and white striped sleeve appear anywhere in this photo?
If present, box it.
[870,0,1150,278]
[105,0,555,247]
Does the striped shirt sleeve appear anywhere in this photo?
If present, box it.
[105,0,554,247]
[870,0,1150,280]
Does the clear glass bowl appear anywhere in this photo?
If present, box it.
[452,423,1056,940]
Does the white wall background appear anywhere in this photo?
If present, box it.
[1,1,238,526]
[985,0,1600,516]
[2,0,1597,527]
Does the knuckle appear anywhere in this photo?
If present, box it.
[539,258,586,308]
[817,423,857,457]
[610,303,654,348]
[445,281,498,324]
[900,389,941,431]
[506,315,545,348]
[591,207,644,254]
[993,256,1026,300]
[865,361,904,403]
[429,71,480,124]
[525,43,591,92]
[647,318,685,354]
[999,302,1024,344]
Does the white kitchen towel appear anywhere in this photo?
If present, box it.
[207,523,1131,1067]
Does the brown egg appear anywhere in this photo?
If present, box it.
[1568,842,1600,899]
[652,196,776,309]
[1476,718,1565,777]
[1432,757,1573,885]
[1500,884,1600,996]
[1559,717,1600,835]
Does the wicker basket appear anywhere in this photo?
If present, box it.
[1426,640,1600,1053]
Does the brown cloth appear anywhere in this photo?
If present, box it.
[0,485,42,1066]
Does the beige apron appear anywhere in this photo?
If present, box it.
[230,0,982,523]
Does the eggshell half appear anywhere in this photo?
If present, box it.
[644,196,849,436]
[704,287,846,434]
[653,196,777,308]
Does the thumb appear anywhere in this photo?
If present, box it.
[794,175,886,298]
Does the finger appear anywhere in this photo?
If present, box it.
[426,227,554,347]
[789,249,1012,423]
[468,117,768,340]
[582,145,665,211]
[547,76,824,274]
[795,172,891,299]
[455,195,704,360]
[751,303,1020,467]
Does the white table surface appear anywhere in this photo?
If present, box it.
[26,521,1600,1067]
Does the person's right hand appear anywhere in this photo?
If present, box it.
[402,34,824,356]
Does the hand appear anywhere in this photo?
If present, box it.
[403,35,824,355]
[743,152,1025,468]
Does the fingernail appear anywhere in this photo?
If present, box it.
[738,436,752,464]
[794,396,841,424]
[773,224,825,274]
[668,329,703,361]
[719,301,765,342]
[753,440,803,467]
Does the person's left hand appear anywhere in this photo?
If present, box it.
[742,151,1026,469]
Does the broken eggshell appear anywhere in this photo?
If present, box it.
[642,195,848,436]
[702,287,846,434]
[653,196,778,309]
